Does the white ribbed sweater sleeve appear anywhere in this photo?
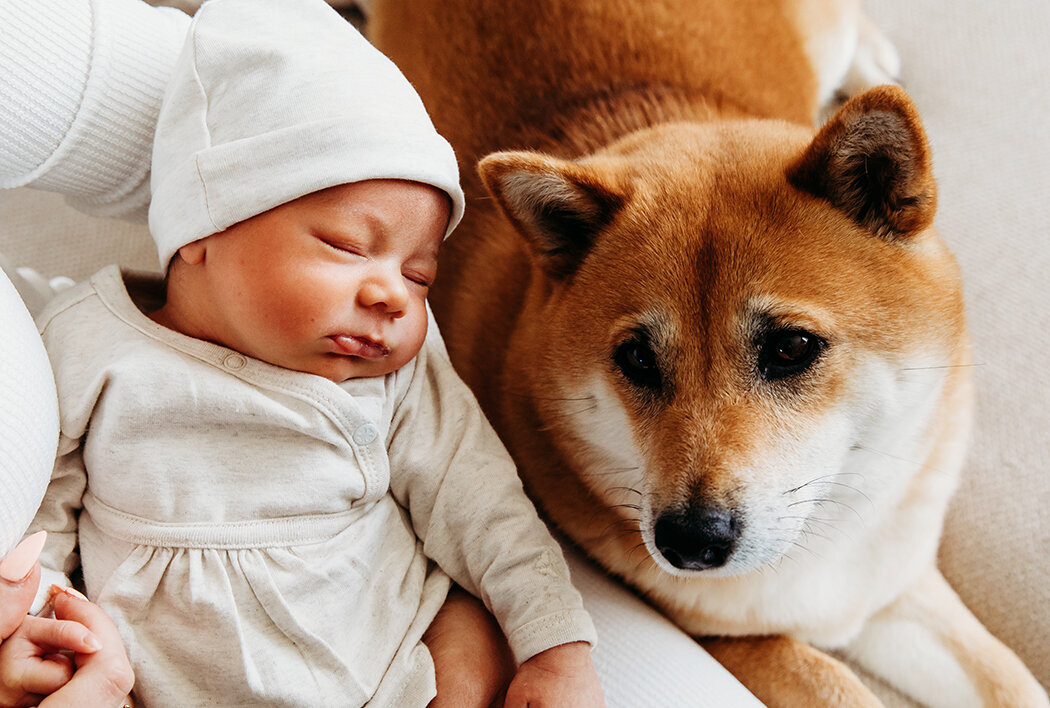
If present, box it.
[0,270,59,559]
[0,0,189,221]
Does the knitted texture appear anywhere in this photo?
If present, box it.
[148,0,464,268]
[0,0,188,221]
[0,269,57,558]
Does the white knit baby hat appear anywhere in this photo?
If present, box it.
[148,0,465,268]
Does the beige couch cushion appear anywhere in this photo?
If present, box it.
[865,0,1050,694]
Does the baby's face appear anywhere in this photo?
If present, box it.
[184,180,448,382]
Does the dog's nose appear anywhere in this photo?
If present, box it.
[654,506,739,571]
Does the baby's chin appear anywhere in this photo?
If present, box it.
[310,352,410,383]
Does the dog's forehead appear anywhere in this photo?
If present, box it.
[583,124,962,356]
[612,119,811,194]
[608,124,862,288]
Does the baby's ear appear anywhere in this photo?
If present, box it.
[176,240,207,265]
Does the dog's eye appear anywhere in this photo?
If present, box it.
[614,336,661,390]
[759,329,824,380]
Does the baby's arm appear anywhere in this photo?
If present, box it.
[425,590,603,708]
[387,327,601,702]
[424,586,515,708]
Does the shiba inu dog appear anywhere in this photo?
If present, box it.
[370,0,1048,704]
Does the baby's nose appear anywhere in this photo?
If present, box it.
[359,268,409,317]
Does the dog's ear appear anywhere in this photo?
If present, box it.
[478,151,627,278]
[787,85,936,240]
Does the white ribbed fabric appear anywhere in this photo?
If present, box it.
[0,268,57,558]
[149,0,465,268]
[0,0,189,222]
[0,0,185,559]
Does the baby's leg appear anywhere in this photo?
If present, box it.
[423,585,515,708]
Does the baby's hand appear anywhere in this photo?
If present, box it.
[0,587,103,705]
[503,641,605,707]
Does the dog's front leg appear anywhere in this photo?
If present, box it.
[700,635,882,708]
[841,565,1048,707]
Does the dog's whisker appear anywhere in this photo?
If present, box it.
[535,407,601,431]
[853,444,955,479]
[627,543,656,571]
[586,467,642,479]
[500,389,595,403]
[896,362,985,372]
[778,514,835,525]
[814,480,874,507]
[600,512,638,529]
[786,497,866,523]
[541,403,600,420]
[789,540,823,561]
[783,471,866,495]
[779,514,849,541]
[799,527,833,544]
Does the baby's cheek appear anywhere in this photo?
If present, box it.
[261,299,320,347]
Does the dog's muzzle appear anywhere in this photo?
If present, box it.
[654,506,740,571]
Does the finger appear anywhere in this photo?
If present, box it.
[50,592,125,652]
[16,614,102,655]
[15,654,75,697]
[41,594,135,707]
[0,638,72,706]
[39,657,135,708]
[50,592,101,631]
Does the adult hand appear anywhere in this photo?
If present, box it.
[0,532,84,706]
[0,534,134,706]
[503,641,605,708]
[0,594,102,706]
[38,589,135,708]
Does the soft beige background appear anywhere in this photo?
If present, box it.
[869,0,1050,694]
[1,0,1047,703]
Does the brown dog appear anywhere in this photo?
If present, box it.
[370,1,1048,705]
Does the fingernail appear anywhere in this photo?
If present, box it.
[0,531,47,582]
[84,634,103,652]
[50,584,89,601]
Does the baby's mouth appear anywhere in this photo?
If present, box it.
[330,334,390,359]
